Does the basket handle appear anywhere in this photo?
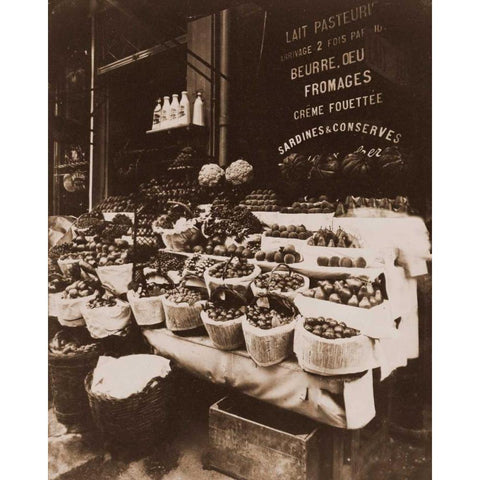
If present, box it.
[167,201,194,219]
[266,262,292,294]
[221,252,241,282]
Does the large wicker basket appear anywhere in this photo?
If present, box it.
[84,370,172,447]
[48,348,102,425]
[201,310,245,350]
[161,295,205,332]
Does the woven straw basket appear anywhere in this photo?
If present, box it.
[201,310,245,350]
[161,296,205,331]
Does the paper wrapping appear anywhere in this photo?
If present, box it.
[161,297,205,331]
[127,291,166,326]
[293,318,377,376]
[201,310,245,350]
[204,264,261,298]
[96,263,133,295]
[56,291,98,327]
[81,300,132,339]
[242,317,297,367]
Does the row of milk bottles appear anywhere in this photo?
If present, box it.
[152,91,205,131]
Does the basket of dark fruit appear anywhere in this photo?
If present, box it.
[294,317,376,375]
[81,294,132,339]
[127,278,175,327]
[204,254,261,297]
[242,295,300,367]
[251,263,309,301]
[161,286,207,332]
[201,286,247,350]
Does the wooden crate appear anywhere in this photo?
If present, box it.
[208,395,326,480]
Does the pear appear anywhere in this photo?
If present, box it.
[374,289,383,304]
[307,238,315,246]
[337,237,347,248]
[346,278,363,292]
[335,203,345,216]
[314,287,326,300]
[339,287,353,303]
[333,281,344,293]
[359,296,372,309]
[348,294,359,307]
[366,283,375,296]
[358,285,369,299]
[316,236,326,246]
[323,283,334,296]
[369,296,378,307]
[329,293,342,304]
[303,289,315,298]
[327,238,336,247]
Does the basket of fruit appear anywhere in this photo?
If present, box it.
[295,275,395,338]
[96,247,134,295]
[293,317,377,375]
[48,330,103,425]
[57,277,101,327]
[48,273,71,317]
[204,254,261,297]
[200,286,247,350]
[251,263,309,301]
[161,285,207,332]
[127,278,175,327]
[152,202,201,252]
[242,294,300,367]
[81,294,132,339]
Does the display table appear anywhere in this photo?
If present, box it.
[143,328,379,429]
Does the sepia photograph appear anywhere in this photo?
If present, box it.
[46,0,432,478]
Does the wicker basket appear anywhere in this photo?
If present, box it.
[48,348,102,425]
[201,310,245,350]
[161,296,205,332]
[84,370,172,447]
[127,291,166,327]
[242,316,297,367]
[293,318,377,376]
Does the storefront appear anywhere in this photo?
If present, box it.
[48,1,431,478]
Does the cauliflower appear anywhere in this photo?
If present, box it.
[225,159,253,185]
[198,163,224,187]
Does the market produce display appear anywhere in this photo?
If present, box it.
[112,213,132,226]
[308,153,340,181]
[130,281,172,298]
[48,274,71,294]
[164,286,206,305]
[61,278,99,299]
[307,227,359,248]
[281,195,337,214]
[239,189,282,212]
[139,178,200,206]
[225,159,253,185]
[264,224,312,240]
[376,146,406,177]
[316,255,367,268]
[167,146,198,172]
[149,251,186,273]
[204,303,245,322]
[245,303,294,330]
[342,195,410,214]
[253,271,306,293]
[254,245,302,264]
[278,153,311,183]
[303,317,359,339]
[341,152,373,179]
[207,257,255,279]
[95,194,136,212]
[183,254,218,277]
[302,277,384,308]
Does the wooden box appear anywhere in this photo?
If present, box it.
[208,396,325,480]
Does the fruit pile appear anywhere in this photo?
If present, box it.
[264,224,312,240]
[302,277,384,309]
[202,239,256,258]
[246,304,294,329]
[303,317,360,339]
[307,227,358,248]
[168,146,197,172]
[61,278,99,299]
[204,302,245,322]
[76,212,105,230]
[280,196,337,214]
[149,251,186,272]
[165,286,206,305]
[49,274,71,294]
[86,295,118,309]
[127,213,155,237]
[111,213,132,226]
[140,178,201,205]
[208,257,255,279]
[49,242,75,261]
[254,271,305,292]
[317,255,367,268]
[183,254,218,277]
[49,331,100,355]
[95,194,137,212]
[58,235,130,268]
[254,245,302,264]
[239,189,282,212]
[342,195,410,214]
[131,282,172,298]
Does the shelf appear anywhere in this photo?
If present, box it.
[146,124,207,136]
[55,161,89,170]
